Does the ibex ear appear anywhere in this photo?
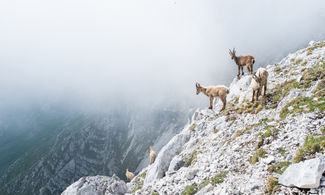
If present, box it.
[195,82,199,87]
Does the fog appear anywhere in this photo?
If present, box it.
[1,0,325,108]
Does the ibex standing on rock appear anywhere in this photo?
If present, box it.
[195,83,229,111]
[250,68,268,102]
[125,169,134,181]
[229,48,255,78]
[149,147,156,165]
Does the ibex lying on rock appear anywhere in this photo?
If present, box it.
[125,169,134,181]
[229,48,255,78]
[195,83,229,111]
[149,147,156,165]
[250,68,268,102]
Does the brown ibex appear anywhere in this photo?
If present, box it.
[250,68,268,102]
[149,147,156,165]
[195,83,229,111]
[125,168,134,181]
[229,48,255,78]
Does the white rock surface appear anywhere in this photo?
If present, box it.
[144,130,191,184]
[61,175,128,195]
[279,158,325,189]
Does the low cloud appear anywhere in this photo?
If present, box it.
[0,0,324,108]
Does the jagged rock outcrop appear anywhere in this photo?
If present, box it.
[279,158,325,188]
[145,130,191,183]
[61,175,128,195]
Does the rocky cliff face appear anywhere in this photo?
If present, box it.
[63,40,325,195]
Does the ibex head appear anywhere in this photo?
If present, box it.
[229,48,236,60]
[195,82,201,95]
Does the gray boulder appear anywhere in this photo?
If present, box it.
[61,175,128,195]
[279,158,325,189]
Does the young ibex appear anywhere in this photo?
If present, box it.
[149,147,156,165]
[229,48,255,78]
[195,83,229,111]
[125,168,134,181]
[250,68,268,102]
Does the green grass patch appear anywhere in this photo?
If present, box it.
[250,148,266,165]
[189,123,197,131]
[267,161,291,174]
[210,171,228,186]
[274,67,282,74]
[293,135,325,163]
[184,150,197,167]
[280,96,325,120]
[300,62,325,88]
[277,148,286,157]
[181,184,198,195]
[131,170,147,193]
[198,179,210,191]
[271,79,300,104]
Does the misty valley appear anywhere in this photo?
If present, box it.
[0,101,189,194]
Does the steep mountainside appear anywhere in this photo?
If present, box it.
[129,40,325,194]
[63,40,325,195]
[0,105,189,195]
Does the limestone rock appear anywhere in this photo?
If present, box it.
[61,175,128,195]
[279,158,325,189]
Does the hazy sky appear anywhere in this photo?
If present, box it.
[1,0,325,107]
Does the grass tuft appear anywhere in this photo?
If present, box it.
[210,172,228,186]
[184,150,197,167]
[250,148,266,165]
[189,123,197,131]
[265,176,279,194]
[293,135,325,163]
[181,184,198,195]
[267,161,291,174]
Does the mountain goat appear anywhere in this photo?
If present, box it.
[195,83,229,111]
[149,147,156,165]
[250,68,268,102]
[229,48,255,78]
[125,169,134,181]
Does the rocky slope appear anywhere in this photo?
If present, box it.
[63,40,325,195]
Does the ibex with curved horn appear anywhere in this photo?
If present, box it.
[229,48,255,78]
